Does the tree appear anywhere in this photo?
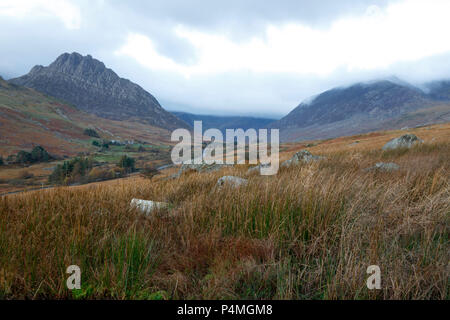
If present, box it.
[48,157,93,185]
[118,155,135,173]
[14,146,51,165]
[48,165,64,184]
[0,156,3,166]
[83,128,100,138]
[15,150,32,164]
[31,146,50,162]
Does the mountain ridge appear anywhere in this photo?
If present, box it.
[173,111,276,134]
[9,52,190,131]
[271,79,450,141]
[0,77,172,156]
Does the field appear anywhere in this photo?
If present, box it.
[0,143,172,195]
[0,123,449,299]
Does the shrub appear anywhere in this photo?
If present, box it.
[118,155,135,173]
[140,165,158,179]
[83,128,100,138]
[31,146,50,162]
[49,157,93,185]
[88,167,114,181]
[15,150,33,164]
[14,146,51,165]
[92,140,101,147]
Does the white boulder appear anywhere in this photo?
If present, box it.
[130,199,168,216]
[216,176,248,188]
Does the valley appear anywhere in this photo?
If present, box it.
[1,122,448,299]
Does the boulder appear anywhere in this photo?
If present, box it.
[365,162,400,172]
[174,160,231,178]
[130,199,169,216]
[382,134,423,151]
[216,176,248,188]
[281,149,324,168]
[247,163,270,174]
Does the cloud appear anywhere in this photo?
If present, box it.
[0,0,82,30]
[1,0,450,117]
[116,0,450,77]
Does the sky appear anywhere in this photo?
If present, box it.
[1,0,450,118]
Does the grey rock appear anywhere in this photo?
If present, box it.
[365,162,400,172]
[382,134,423,150]
[216,176,248,188]
[130,199,169,216]
[178,160,230,176]
[247,166,260,174]
[9,52,189,131]
[247,163,270,174]
[281,149,324,168]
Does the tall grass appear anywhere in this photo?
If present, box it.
[0,140,448,299]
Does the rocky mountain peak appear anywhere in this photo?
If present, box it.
[9,53,189,131]
[49,52,108,76]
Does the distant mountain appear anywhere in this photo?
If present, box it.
[426,80,450,101]
[173,111,276,134]
[9,52,189,131]
[0,76,172,157]
[271,79,450,141]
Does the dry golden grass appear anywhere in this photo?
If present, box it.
[0,125,449,300]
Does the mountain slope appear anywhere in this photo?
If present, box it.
[426,80,450,101]
[173,111,276,134]
[271,80,449,141]
[9,52,189,131]
[0,76,172,157]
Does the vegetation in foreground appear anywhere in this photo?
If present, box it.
[0,127,448,300]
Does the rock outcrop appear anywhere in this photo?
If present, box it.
[281,150,324,168]
[9,52,189,131]
[382,134,423,150]
[216,176,248,188]
[247,163,270,174]
[130,199,169,216]
[171,160,231,178]
[365,162,400,172]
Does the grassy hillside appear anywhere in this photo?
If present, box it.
[0,123,448,299]
[0,77,172,157]
[0,78,175,195]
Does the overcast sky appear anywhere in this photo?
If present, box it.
[1,0,450,118]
